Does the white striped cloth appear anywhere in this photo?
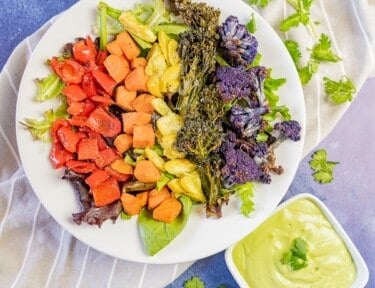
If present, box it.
[0,1,374,287]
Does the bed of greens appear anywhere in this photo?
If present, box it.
[18,0,303,259]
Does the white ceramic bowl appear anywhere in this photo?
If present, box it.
[225,193,369,288]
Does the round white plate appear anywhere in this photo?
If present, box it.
[16,0,305,264]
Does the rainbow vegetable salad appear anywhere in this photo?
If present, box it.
[21,0,301,256]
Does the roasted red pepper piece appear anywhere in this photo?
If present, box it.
[50,141,74,169]
[72,36,97,63]
[86,107,121,137]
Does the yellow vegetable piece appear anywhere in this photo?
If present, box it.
[158,31,170,63]
[179,171,206,203]
[167,39,180,66]
[145,43,167,76]
[159,134,185,159]
[147,75,163,97]
[145,147,165,171]
[119,11,157,43]
[156,113,183,136]
[159,65,181,93]
[164,159,196,176]
[151,98,172,116]
[167,178,186,196]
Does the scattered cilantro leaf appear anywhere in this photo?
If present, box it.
[284,40,318,85]
[184,276,205,288]
[323,76,356,104]
[284,40,302,66]
[280,11,309,31]
[281,237,309,270]
[281,0,314,31]
[309,149,339,184]
[310,33,342,62]
[298,60,318,85]
[246,12,257,34]
[248,0,271,8]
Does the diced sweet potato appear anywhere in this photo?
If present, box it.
[147,186,170,210]
[115,85,136,111]
[114,133,133,153]
[103,54,130,83]
[131,93,155,114]
[134,160,161,183]
[131,57,147,69]
[121,192,142,215]
[116,31,141,60]
[132,124,155,148]
[152,196,182,223]
[121,112,151,134]
[106,40,123,56]
[110,159,134,175]
[124,67,149,92]
[136,191,149,207]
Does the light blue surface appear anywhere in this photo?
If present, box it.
[1,1,373,287]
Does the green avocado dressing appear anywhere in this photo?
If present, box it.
[232,198,356,288]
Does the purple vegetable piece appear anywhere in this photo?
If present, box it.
[274,120,301,141]
[230,105,267,138]
[220,133,270,185]
[218,15,258,66]
[72,201,122,228]
[214,66,268,107]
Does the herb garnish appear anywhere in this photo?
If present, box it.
[309,149,339,183]
[323,76,356,104]
[184,276,205,288]
[281,237,309,270]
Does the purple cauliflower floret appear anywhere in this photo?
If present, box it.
[215,66,252,102]
[214,66,268,106]
[254,142,269,158]
[220,134,270,185]
[230,105,268,139]
[218,16,258,66]
[274,120,301,141]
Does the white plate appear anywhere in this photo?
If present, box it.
[16,0,305,264]
[225,193,369,287]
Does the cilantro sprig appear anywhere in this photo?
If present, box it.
[323,76,356,104]
[248,0,271,8]
[184,276,205,288]
[281,237,309,270]
[310,34,342,63]
[280,0,315,33]
[309,149,339,184]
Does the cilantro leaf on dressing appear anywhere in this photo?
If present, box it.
[281,237,309,270]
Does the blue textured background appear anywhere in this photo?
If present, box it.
[1,1,374,287]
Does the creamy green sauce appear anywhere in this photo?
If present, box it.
[232,198,356,288]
